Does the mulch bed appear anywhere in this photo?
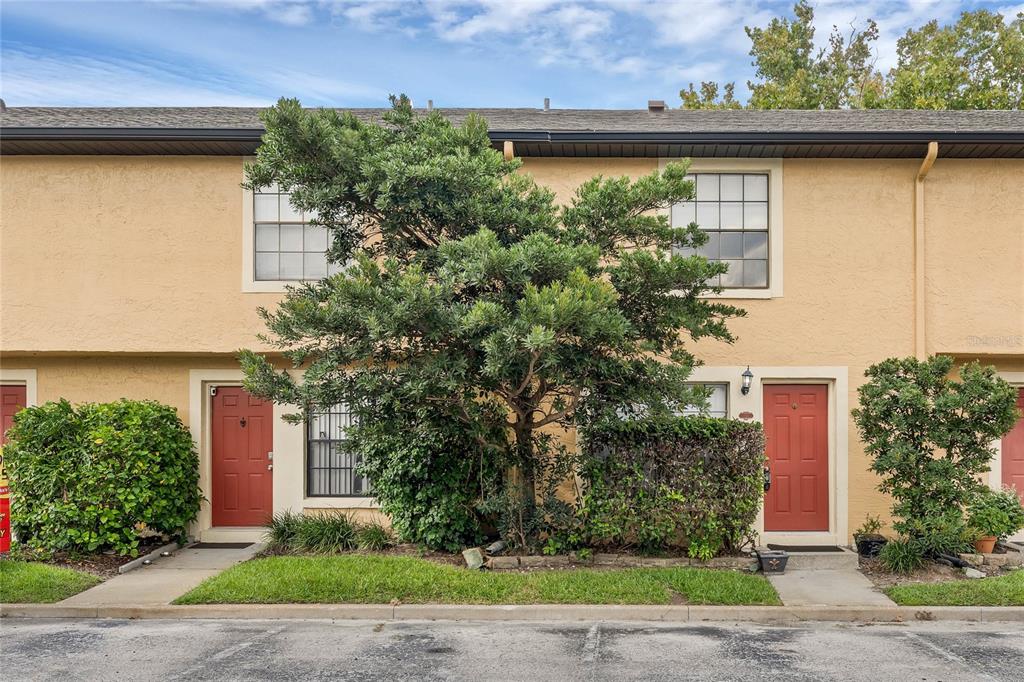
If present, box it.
[11,537,170,580]
[859,556,1001,591]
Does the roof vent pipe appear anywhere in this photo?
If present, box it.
[648,100,666,112]
[0,98,6,112]
[427,99,433,111]
[543,97,550,111]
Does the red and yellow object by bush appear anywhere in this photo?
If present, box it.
[0,451,10,554]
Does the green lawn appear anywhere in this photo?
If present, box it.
[886,570,1024,606]
[175,555,780,606]
[0,560,101,603]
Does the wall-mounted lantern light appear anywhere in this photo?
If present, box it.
[741,366,754,395]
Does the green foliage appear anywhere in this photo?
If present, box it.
[4,399,201,556]
[852,357,1019,548]
[264,510,304,551]
[967,488,1024,539]
[176,555,781,606]
[680,3,1022,110]
[293,512,357,554]
[0,560,101,604]
[578,416,765,558]
[349,403,504,552]
[879,538,926,574]
[885,10,1024,110]
[887,570,1024,606]
[355,521,397,551]
[854,514,884,538]
[239,96,743,548]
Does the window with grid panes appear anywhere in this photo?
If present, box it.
[254,187,343,281]
[307,404,371,497]
[672,173,769,288]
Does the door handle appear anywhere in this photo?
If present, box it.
[763,466,771,492]
[267,463,274,471]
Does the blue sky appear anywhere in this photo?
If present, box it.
[2,0,1021,109]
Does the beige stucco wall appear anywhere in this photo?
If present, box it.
[2,153,1021,540]
[0,156,277,354]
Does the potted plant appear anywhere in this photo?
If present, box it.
[853,514,887,557]
[967,488,1024,554]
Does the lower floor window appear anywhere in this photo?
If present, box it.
[682,383,729,418]
[307,404,371,497]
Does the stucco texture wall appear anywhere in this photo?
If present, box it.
[0,156,279,354]
[3,154,1021,540]
[923,160,1024,358]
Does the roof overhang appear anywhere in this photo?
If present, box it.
[2,126,1023,158]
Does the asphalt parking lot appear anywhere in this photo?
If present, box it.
[3,618,1022,681]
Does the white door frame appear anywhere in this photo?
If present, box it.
[687,365,849,546]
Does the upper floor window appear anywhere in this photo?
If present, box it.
[254,188,343,281]
[682,382,729,418]
[672,173,769,289]
[307,403,371,497]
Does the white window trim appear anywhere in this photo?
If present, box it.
[188,369,377,535]
[660,158,784,300]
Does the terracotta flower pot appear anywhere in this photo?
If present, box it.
[974,535,997,554]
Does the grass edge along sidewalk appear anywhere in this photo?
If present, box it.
[175,554,781,606]
[886,569,1024,607]
[0,560,101,603]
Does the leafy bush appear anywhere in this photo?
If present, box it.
[294,512,356,553]
[264,510,304,551]
[852,357,1019,546]
[350,403,504,553]
[578,416,765,558]
[879,537,925,574]
[854,514,883,538]
[4,399,201,556]
[355,521,396,551]
[968,488,1024,539]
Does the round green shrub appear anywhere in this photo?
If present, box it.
[968,487,1024,539]
[4,399,201,556]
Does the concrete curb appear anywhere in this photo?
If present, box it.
[3,603,1022,623]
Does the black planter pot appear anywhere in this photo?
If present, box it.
[855,534,887,557]
[757,549,789,574]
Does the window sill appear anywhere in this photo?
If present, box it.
[674,287,782,300]
[302,497,378,509]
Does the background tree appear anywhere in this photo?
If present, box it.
[680,3,1022,110]
[885,10,1024,109]
[240,97,744,548]
[852,356,1019,554]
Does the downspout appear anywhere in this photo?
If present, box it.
[914,141,938,360]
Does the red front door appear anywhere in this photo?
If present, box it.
[1002,388,1024,503]
[763,384,829,532]
[212,386,273,526]
[1,385,27,446]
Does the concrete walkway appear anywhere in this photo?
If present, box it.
[59,543,262,607]
[768,569,895,607]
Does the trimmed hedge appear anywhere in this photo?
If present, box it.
[579,416,765,559]
[4,399,201,556]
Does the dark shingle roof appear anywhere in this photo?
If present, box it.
[2,107,1022,158]
[2,106,1023,133]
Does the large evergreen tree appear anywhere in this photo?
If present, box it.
[240,97,743,547]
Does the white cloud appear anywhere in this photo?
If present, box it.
[0,45,274,106]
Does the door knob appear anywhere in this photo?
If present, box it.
[267,463,273,471]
